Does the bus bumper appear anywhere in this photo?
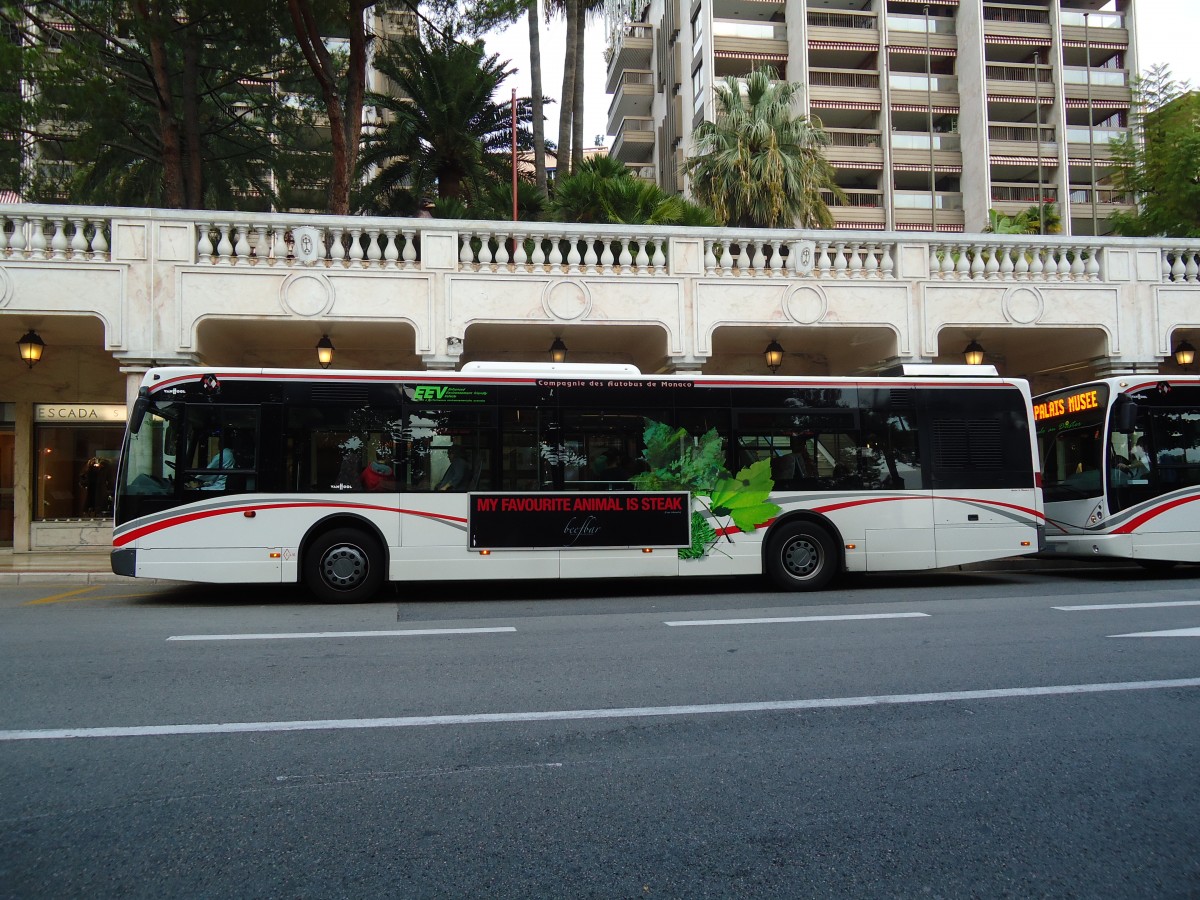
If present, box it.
[111,547,136,577]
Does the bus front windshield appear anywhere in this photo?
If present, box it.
[120,401,180,497]
[1036,384,1109,503]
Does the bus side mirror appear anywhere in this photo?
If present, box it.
[1111,396,1137,433]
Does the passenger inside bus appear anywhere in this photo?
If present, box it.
[361,437,397,491]
[434,445,471,491]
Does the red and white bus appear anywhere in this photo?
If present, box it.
[1035,376,1200,567]
[111,362,1044,600]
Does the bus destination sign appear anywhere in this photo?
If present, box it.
[469,492,692,550]
[1033,387,1103,422]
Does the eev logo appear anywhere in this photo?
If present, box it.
[413,385,449,401]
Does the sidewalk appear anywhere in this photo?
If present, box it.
[0,549,126,585]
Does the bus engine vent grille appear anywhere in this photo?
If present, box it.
[310,384,370,405]
[933,419,1003,469]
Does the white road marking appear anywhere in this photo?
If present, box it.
[3,677,1196,742]
[166,627,516,642]
[1110,627,1200,638]
[664,613,930,627]
[1054,600,1200,611]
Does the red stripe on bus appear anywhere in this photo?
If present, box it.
[1111,494,1200,534]
[113,501,467,547]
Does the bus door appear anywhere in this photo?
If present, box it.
[922,386,1038,567]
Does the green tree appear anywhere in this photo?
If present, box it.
[0,0,295,209]
[548,155,717,225]
[1109,64,1200,238]
[356,26,537,208]
[684,67,845,229]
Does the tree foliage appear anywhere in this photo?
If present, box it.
[1108,65,1200,238]
[685,67,845,229]
[548,155,717,225]
[0,0,300,209]
[355,26,538,210]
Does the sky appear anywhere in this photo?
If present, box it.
[483,0,1200,150]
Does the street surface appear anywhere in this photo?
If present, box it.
[2,565,1198,898]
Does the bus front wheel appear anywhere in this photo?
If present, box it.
[766,521,837,592]
[303,527,385,603]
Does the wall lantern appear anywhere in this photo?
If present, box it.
[963,339,985,366]
[764,340,784,374]
[18,330,44,369]
[1173,339,1195,367]
[549,337,567,363]
[316,334,335,369]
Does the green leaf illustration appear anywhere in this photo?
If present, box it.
[706,458,781,533]
[680,510,717,560]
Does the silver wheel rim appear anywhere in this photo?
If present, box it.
[320,543,369,590]
[782,536,821,581]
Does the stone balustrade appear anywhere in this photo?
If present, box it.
[2,203,1200,380]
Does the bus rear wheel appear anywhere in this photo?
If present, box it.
[767,521,837,592]
[303,527,385,603]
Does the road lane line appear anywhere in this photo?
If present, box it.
[1111,627,1200,638]
[1054,600,1200,611]
[4,677,1197,742]
[664,613,930,627]
[166,627,517,642]
[23,587,99,606]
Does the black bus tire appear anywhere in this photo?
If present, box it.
[766,521,838,592]
[303,527,385,603]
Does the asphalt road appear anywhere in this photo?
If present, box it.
[2,565,1198,898]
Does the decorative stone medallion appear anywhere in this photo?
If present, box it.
[1003,285,1044,325]
[280,271,335,318]
[785,284,827,325]
[542,280,591,320]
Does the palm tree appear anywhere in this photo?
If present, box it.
[549,156,717,225]
[356,28,537,209]
[685,67,845,229]
[546,0,603,175]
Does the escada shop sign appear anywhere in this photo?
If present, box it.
[34,403,127,423]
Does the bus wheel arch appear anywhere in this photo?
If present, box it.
[300,515,389,603]
[762,512,843,592]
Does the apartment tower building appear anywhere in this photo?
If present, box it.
[604,0,1137,234]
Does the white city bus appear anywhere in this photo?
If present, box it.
[1035,376,1200,567]
[111,363,1044,601]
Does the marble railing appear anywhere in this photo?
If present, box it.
[2,204,1200,284]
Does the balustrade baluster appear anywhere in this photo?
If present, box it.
[70,219,88,260]
[599,237,614,272]
[863,244,879,279]
[531,233,546,269]
[880,243,895,279]
[215,224,234,264]
[1013,245,1029,279]
[704,240,717,274]
[50,219,68,260]
[382,230,399,268]
[719,242,734,276]
[847,243,863,279]
[618,237,633,273]
[460,231,475,267]
[929,244,942,279]
[402,229,418,266]
[750,241,766,274]
[514,232,529,268]
[997,246,1013,280]
[651,238,666,270]
[549,234,565,271]
[1162,251,1175,282]
[272,227,289,264]
[345,228,362,266]
[1176,252,1195,283]
[494,231,510,267]
[969,245,985,280]
[234,226,252,263]
[366,228,382,265]
[0,215,8,256]
[954,244,970,280]
[1042,247,1059,280]
[9,216,27,256]
[768,240,783,276]
[252,226,270,264]
[1028,246,1044,279]
[1084,247,1100,281]
[941,244,956,278]
[566,235,581,272]
[1070,248,1085,280]
[90,221,108,260]
[817,241,832,278]
[197,224,214,262]
[29,218,48,260]
[635,237,650,270]
[985,246,1000,280]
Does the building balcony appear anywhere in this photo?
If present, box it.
[610,116,655,163]
[888,73,959,110]
[605,21,653,93]
[987,122,1056,159]
[985,63,1052,100]
[607,70,654,133]
[981,3,1051,41]
[806,9,880,47]
[1061,68,1132,105]
[825,129,885,167]
[890,132,962,170]
[808,68,883,106]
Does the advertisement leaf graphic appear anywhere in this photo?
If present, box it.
[707,458,781,533]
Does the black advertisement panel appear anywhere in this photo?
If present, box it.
[469,492,692,550]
